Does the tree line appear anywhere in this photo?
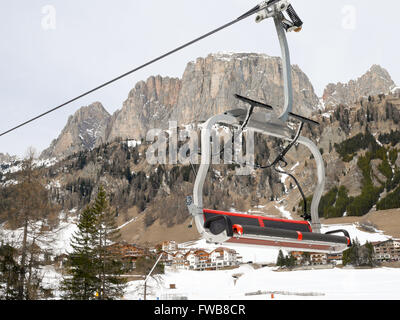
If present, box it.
[299,128,400,219]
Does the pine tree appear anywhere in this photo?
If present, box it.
[277,250,285,267]
[286,253,296,269]
[60,206,99,300]
[92,185,127,300]
[343,238,362,266]
[60,185,126,300]
[363,241,375,267]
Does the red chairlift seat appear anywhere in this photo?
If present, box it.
[202,209,351,253]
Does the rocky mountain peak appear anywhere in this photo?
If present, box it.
[106,75,182,142]
[171,52,320,123]
[322,64,396,108]
[105,52,320,144]
[42,55,397,160]
[40,102,111,159]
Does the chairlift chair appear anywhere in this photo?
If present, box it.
[186,0,352,254]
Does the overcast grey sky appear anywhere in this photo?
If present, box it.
[0,0,399,157]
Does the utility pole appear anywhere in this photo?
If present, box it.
[143,254,163,301]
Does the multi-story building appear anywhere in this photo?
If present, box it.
[187,249,210,271]
[184,248,240,271]
[210,247,240,268]
[159,251,175,266]
[107,242,147,270]
[108,242,145,260]
[161,240,178,252]
[372,239,400,262]
[172,251,189,270]
[290,252,329,266]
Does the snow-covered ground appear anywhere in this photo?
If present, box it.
[321,223,389,245]
[0,210,78,256]
[124,265,400,300]
[124,221,399,301]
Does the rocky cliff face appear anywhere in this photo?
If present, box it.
[40,102,111,159]
[322,65,396,108]
[106,76,181,142]
[170,53,320,124]
[106,52,320,143]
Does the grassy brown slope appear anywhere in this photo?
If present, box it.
[119,214,199,246]
[321,208,400,239]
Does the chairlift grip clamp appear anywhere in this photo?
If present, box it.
[256,0,303,33]
[255,0,290,24]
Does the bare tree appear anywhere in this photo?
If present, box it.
[5,148,59,299]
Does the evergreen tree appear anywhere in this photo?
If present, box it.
[342,247,351,266]
[277,250,285,267]
[92,185,127,300]
[61,186,127,300]
[343,239,367,266]
[286,253,296,269]
[276,250,296,269]
[60,206,99,300]
[363,241,375,267]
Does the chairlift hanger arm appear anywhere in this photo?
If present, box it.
[253,0,305,122]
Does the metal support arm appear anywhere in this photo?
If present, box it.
[274,14,293,122]
[190,111,324,234]
[255,0,295,122]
